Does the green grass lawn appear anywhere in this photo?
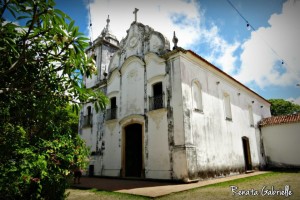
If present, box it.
[67,171,300,200]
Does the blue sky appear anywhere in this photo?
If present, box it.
[8,0,300,104]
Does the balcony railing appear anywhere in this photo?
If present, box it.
[83,115,93,127]
[149,95,164,111]
[106,107,117,120]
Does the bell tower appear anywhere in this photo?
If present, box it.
[84,15,119,88]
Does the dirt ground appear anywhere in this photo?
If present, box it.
[66,171,300,200]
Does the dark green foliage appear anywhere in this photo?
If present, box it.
[0,0,107,199]
[0,122,89,200]
[269,99,300,116]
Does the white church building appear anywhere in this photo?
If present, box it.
[79,13,271,182]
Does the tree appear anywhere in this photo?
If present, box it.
[0,0,107,199]
[269,99,300,116]
[0,0,107,112]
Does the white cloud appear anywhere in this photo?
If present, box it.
[287,96,300,105]
[235,0,300,88]
[87,0,201,48]
[200,24,240,74]
[86,0,241,76]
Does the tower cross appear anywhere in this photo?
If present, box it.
[133,8,139,22]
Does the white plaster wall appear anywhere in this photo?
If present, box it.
[85,47,99,88]
[173,148,189,180]
[144,60,171,179]
[146,110,171,179]
[85,44,116,88]
[168,56,191,180]
[81,41,119,175]
[178,53,271,177]
[80,103,106,176]
[107,71,120,106]
[262,123,300,167]
[80,103,96,150]
[123,25,142,58]
[171,57,186,146]
[102,121,121,176]
[120,59,145,118]
[89,156,104,176]
[145,53,166,81]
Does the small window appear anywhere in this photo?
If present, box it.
[110,97,117,109]
[149,82,164,110]
[192,81,203,112]
[87,106,92,125]
[153,82,163,97]
[224,93,232,120]
[106,97,117,120]
[248,106,254,127]
[83,106,92,127]
[87,106,92,116]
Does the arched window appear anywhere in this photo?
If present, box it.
[192,81,203,112]
[224,93,232,120]
[248,105,254,127]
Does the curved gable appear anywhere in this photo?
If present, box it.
[120,55,145,75]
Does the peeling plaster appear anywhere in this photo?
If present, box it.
[80,20,271,181]
[166,59,175,179]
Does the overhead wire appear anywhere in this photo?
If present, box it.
[88,0,93,45]
[226,0,286,66]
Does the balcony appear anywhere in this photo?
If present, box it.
[149,95,164,111]
[83,115,93,127]
[106,107,117,120]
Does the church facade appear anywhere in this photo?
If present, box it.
[79,15,271,182]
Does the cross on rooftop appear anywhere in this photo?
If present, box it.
[133,8,139,22]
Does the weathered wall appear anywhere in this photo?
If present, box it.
[80,40,118,176]
[145,53,171,179]
[85,44,116,88]
[79,101,107,176]
[177,52,271,179]
[167,56,191,181]
[262,123,300,168]
[102,120,121,176]
[99,53,172,179]
[146,109,170,179]
[120,58,145,117]
[80,21,273,181]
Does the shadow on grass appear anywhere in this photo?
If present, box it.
[69,188,151,200]
[70,176,180,191]
[265,168,300,173]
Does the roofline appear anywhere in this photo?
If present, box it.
[85,37,119,53]
[186,50,270,105]
[259,113,300,127]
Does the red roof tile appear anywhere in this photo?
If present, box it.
[259,114,300,127]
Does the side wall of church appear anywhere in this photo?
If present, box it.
[178,53,271,180]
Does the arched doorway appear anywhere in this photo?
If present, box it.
[124,123,143,177]
[242,137,252,171]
